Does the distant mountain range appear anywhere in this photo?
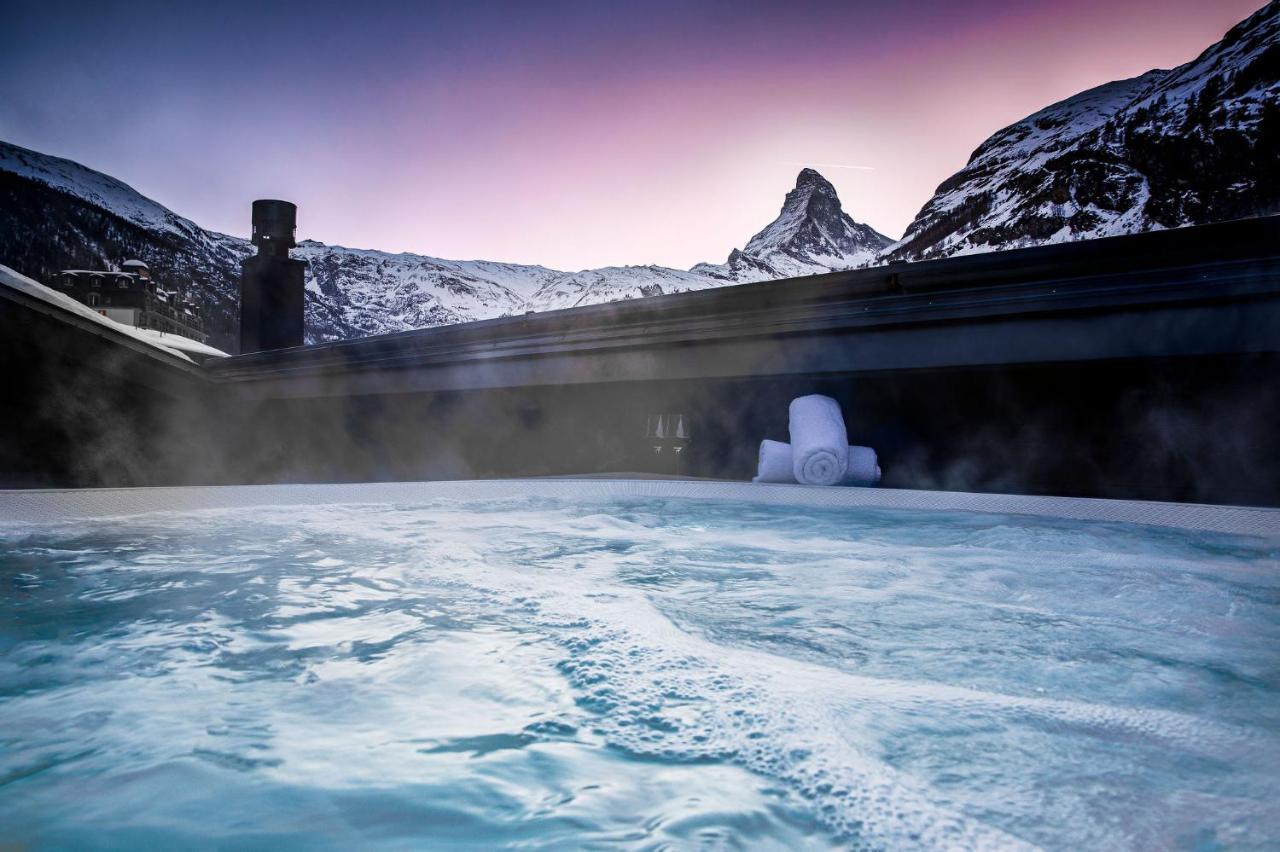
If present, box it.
[1,1,1275,351]
[0,144,890,350]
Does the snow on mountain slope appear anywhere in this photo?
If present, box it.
[520,169,889,310]
[0,140,253,278]
[886,1,1279,261]
[0,140,253,348]
[0,142,206,241]
[524,264,720,312]
[2,3,1274,348]
[694,168,892,282]
[0,140,557,345]
[1,139,884,347]
[293,242,561,338]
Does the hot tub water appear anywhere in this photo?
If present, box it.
[1,494,1277,849]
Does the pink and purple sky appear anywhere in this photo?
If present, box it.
[0,0,1267,269]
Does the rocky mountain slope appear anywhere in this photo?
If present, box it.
[0,145,251,344]
[0,141,881,350]
[696,168,891,281]
[886,0,1279,261]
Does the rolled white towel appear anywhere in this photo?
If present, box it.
[844,445,881,486]
[789,395,848,485]
[752,439,796,483]
[753,440,881,485]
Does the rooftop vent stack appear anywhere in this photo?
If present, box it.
[239,199,306,354]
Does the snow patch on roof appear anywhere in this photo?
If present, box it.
[0,264,196,363]
[129,328,228,359]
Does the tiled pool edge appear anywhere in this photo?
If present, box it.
[2,480,1278,538]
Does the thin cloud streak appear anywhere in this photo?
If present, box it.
[777,161,876,171]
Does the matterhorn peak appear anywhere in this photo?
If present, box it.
[795,167,830,187]
[690,167,891,283]
[785,168,844,214]
[745,168,889,268]
[779,167,847,222]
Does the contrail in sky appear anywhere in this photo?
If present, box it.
[778,161,875,171]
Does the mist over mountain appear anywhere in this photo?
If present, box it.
[0,3,1274,350]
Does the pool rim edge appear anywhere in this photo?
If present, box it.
[1,479,1277,538]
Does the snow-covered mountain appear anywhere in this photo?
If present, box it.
[0,140,881,349]
[515,169,891,310]
[2,2,1273,349]
[886,0,1279,261]
[0,142,252,346]
[290,242,554,340]
[522,265,719,313]
[696,168,891,282]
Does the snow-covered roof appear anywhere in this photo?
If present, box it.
[129,328,228,359]
[0,264,224,364]
[121,259,148,268]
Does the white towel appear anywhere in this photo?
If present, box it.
[753,439,796,483]
[789,395,849,485]
[844,445,881,486]
[753,440,881,486]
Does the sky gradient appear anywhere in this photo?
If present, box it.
[0,0,1267,269]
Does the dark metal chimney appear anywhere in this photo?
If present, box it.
[239,199,306,353]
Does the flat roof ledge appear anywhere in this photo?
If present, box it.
[207,216,1280,397]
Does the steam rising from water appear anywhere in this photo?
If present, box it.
[2,496,1278,848]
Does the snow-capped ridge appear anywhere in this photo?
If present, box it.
[0,141,210,243]
[1,146,887,346]
[885,1,1279,261]
[5,0,1271,348]
[697,168,892,283]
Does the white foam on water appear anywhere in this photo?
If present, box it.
[291,499,1277,848]
[2,495,1277,849]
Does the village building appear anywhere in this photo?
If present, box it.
[56,260,207,342]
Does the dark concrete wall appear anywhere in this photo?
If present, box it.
[4,300,1277,505]
[211,354,1279,506]
[0,303,226,488]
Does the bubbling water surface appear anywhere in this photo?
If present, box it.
[1,496,1278,849]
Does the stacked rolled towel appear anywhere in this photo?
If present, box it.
[753,439,881,485]
[789,394,849,486]
[844,445,881,486]
[754,439,797,483]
